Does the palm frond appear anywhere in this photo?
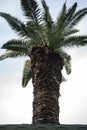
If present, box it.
[22,60,32,87]
[26,21,43,44]
[1,39,31,54]
[56,2,66,30]
[50,3,66,48]
[65,2,77,23]
[61,3,79,38]
[41,0,53,45]
[21,0,46,45]
[64,29,79,36]
[69,8,87,28]
[21,0,41,24]
[56,49,71,74]
[64,57,71,74]
[0,12,27,37]
[0,50,27,61]
[63,36,87,48]
[41,0,53,29]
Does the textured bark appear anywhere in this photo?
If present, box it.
[29,46,64,124]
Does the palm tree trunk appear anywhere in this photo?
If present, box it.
[29,46,64,124]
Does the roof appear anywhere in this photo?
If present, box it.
[0,124,87,130]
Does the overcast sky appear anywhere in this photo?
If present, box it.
[0,0,87,125]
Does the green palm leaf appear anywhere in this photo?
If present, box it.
[69,8,87,28]
[0,12,27,37]
[41,0,53,29]
[56,2,66,32]
[41,0,53,45]
[1,39,30,54]
[50,3,66,48]
[65,2,77,23]
[0,50,27,61]
[63,36,87,48]
[64,57,71,74]
[21,0,41,24]
[21,0,46,45]
[64,29,79,36]
[26,21,43,44]
[57,49,71,74]
[22,60,32,87]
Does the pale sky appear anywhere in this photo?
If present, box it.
[0,0,87,124]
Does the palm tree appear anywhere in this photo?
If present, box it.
[0,0,87,124]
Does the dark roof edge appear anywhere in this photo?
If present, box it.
[0,124,87,130]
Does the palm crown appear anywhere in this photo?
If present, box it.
[0,0,87,87]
